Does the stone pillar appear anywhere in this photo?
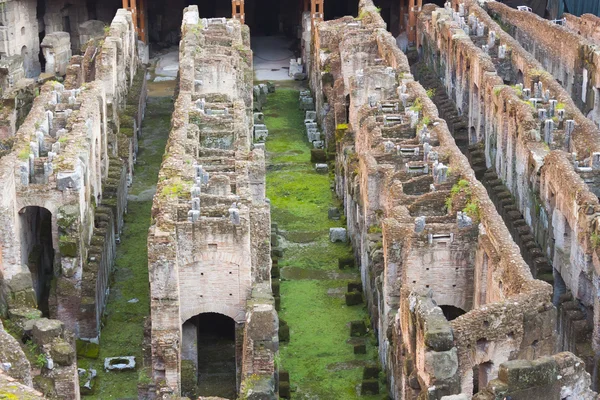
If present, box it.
[40,32,72,76]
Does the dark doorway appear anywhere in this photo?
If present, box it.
[325,0,358,20]
[19,206,55,316]
[440,305,467,321]
[473,361,493,394]
[181,313,237,399]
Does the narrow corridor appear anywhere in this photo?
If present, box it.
[78,55,176,398]
[264,87,384,399]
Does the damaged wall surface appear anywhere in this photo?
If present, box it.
[306,0,599,398]
[148,6,278,398]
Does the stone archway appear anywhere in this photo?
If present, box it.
[18,205,55,316]
[181,312,238,399]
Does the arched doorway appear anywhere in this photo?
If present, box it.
[19,206,55,316]
[181,312,238,399]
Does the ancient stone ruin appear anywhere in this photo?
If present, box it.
[0,0,599,399]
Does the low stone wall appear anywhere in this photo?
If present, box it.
[148,7,276,398]
[485,1,600,126]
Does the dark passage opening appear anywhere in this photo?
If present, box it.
[181,313,237,399]
[440,305,467,321]
[19,206,55,317]
[473,361,493,394]
[325,0,358,20]
[36,0,46,72]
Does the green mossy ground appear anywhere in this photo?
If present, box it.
[265,88,383,399]
[77,95,173,398]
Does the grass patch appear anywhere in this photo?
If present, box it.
[279,280,381,399]
[267,88,384,398]
[263,89,311,164]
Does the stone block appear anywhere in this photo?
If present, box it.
[497,357,558,391]
[328,207,341,220]
[348,281,362,292]
[311,149,327,162]
[353,343,366,354]
[271,247,283,258]
[267,81,275,93]
[76,340,100,359]
[363,365,379,380]
[279,320,289,343]
[338,255,355,269]
[315,163,328,173]
[350,320,367,337]
[50,338,75,366]
[424,348,458,380]
[279,369,290,383]
[32,319,64,346]
[271,264,280,278]
[279,380,290,398]
[361,379,379,395]
[329,228,347,243]
[294,72,307,81]
[345,291,363,306]
[271,279,280,297]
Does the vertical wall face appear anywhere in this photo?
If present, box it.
[417,1,600,373]
[149,7,277,397]
[485,2,600,128]
[0,0,41,78]
[0,8,139,342]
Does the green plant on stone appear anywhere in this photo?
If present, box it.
[368,225,382,234]
[18,148,29,161]
[410,98,423,112]
[35,353,47,369]
[462,200,479,219]
[591,232,600,249]
[556,102,565,110]
[426,88,436,98]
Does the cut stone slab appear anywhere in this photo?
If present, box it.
[350,320,367,337]
[328,207,341,220]
[329,227,347,243]
[315,163,328,173]
[32,319,64,345]
[104,356,136,371]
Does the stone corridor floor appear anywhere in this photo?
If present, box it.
[264,86,385,399]
[77,64,175,398]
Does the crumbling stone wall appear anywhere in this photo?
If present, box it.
[417,2,600,380]
[305,0,595,398]
[0,8,140,343]
[485,1,600,128]
[148,7,277,398]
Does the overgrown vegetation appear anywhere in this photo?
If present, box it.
[446,179,480,219]
[265,88,383,398]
